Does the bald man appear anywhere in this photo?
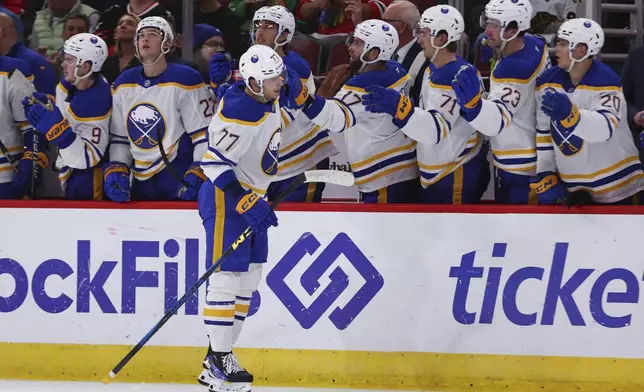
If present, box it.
[0,13,57,96]
[382,0,428,103]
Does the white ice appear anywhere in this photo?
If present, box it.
[0,381,423,392]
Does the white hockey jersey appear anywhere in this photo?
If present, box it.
[403,58,490,189]
[336,61,419,193]
[535,61,644,203]
[202,85,282,196]
[466,35,548,176]
[277,51,338,180]
[110,63,211,181]
[55,76,112,189]
[0,57,35,184]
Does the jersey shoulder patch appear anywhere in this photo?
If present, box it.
[578,60,622,90]
[219,85,274,125]
[345,61,409,91]
[112,66,142,91]
[536,66,567,90]
[68,76,113,120]
[156,63,206,88]
[284,51,312,80]
[0,56,33,79]
[429,57,470,87]
[493,35,546,82]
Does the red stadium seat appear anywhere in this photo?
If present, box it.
[325,40,351,74]
[289,35,322,75]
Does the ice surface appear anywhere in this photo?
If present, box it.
[0,381,422,392]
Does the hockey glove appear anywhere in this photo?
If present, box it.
[103,162,131,203]
[11,148,48,197]
[177,164,206,200]
[362,85,414,128]
[529,172,569,206]
[452,65,483,121]
[640,129,644,148]
[209,52,233,90]
[26,104,76,149]
[282,68,310,111]
[541,90,579,127]
[235,190,278,236]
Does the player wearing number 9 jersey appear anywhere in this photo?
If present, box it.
[533,18,644,205]
[454,0,548,204]
[31,33,112,200]
[337,20,419,203]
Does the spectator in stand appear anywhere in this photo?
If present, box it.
[0,13,57,95]
[101,13,140,84]
[192,23,225,83]
[170,0,245,61]
[48,13,89,68]
[383,0,426,103]
[0,1,23,39]
[94,0,173,56]
[621,45,644,155]
[297,0,389,37]
[30,0,99,57]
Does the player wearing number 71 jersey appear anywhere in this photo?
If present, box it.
[452,0,548,204]
[532,18,644,205]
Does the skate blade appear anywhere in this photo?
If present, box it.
[197,369,211,387]
[208,379,251,392]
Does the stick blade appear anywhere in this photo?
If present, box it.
[304,170,355,187]
[9,69,37,96]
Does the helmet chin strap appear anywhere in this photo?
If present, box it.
[429,36,450,63]
[72,62,93,87]
[499,26,521,53]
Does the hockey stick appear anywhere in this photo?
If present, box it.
[155,122,191,196]
[8,69,53,199]
[0,139,19,173]
[102,169,355,384]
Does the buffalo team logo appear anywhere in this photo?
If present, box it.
[261,128,281,176]
[127,103,166,149]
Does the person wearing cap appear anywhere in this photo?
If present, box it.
[193,23,227,86]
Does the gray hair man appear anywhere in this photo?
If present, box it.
[382,0,427,103]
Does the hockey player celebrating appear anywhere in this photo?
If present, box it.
[0,57,46,199]
[197,44,354,392]
[532,18,644,205]
[249,5,339,202]
[106,16,211,202]
[23,33,112,200]
[452,0,549,204]
[330,19,420,203]
[362,6,502,204]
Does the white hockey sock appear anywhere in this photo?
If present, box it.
[232,293,252,345]
[204,291,236,353]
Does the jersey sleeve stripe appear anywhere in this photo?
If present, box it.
[218,110,270,126]
[157,81,207,90]
[351,142,416,169]
[388,74,411,90]
[207,146,237,167]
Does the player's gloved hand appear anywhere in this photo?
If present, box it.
[452,65,483,121]
[235,190,278,235]
[541,90,577,125]
[177,165,206,200]
[11,148,48,197]
[103,162,131,203]
[639,130,644,148]
[24,103,76,149]
[529,171,569,206]
[282,68,310,110]
[362,85,414,128]
[209,52,233,89]
[217,82,232,99]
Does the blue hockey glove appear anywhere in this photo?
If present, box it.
[177,164,206,200]
[103,162,131,203]
[362,85,414,128]
[541,90,577,124]
[529,172,569,206]
[640,130,644,148]
[282,68,310,110]
[24,103,76,149]
[452,65,483,120]
[11,149,48,197]
[209,52,233,89]
[235,190,278,235]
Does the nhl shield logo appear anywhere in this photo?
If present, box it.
[261,128,281,176]
[127,103,166,149]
